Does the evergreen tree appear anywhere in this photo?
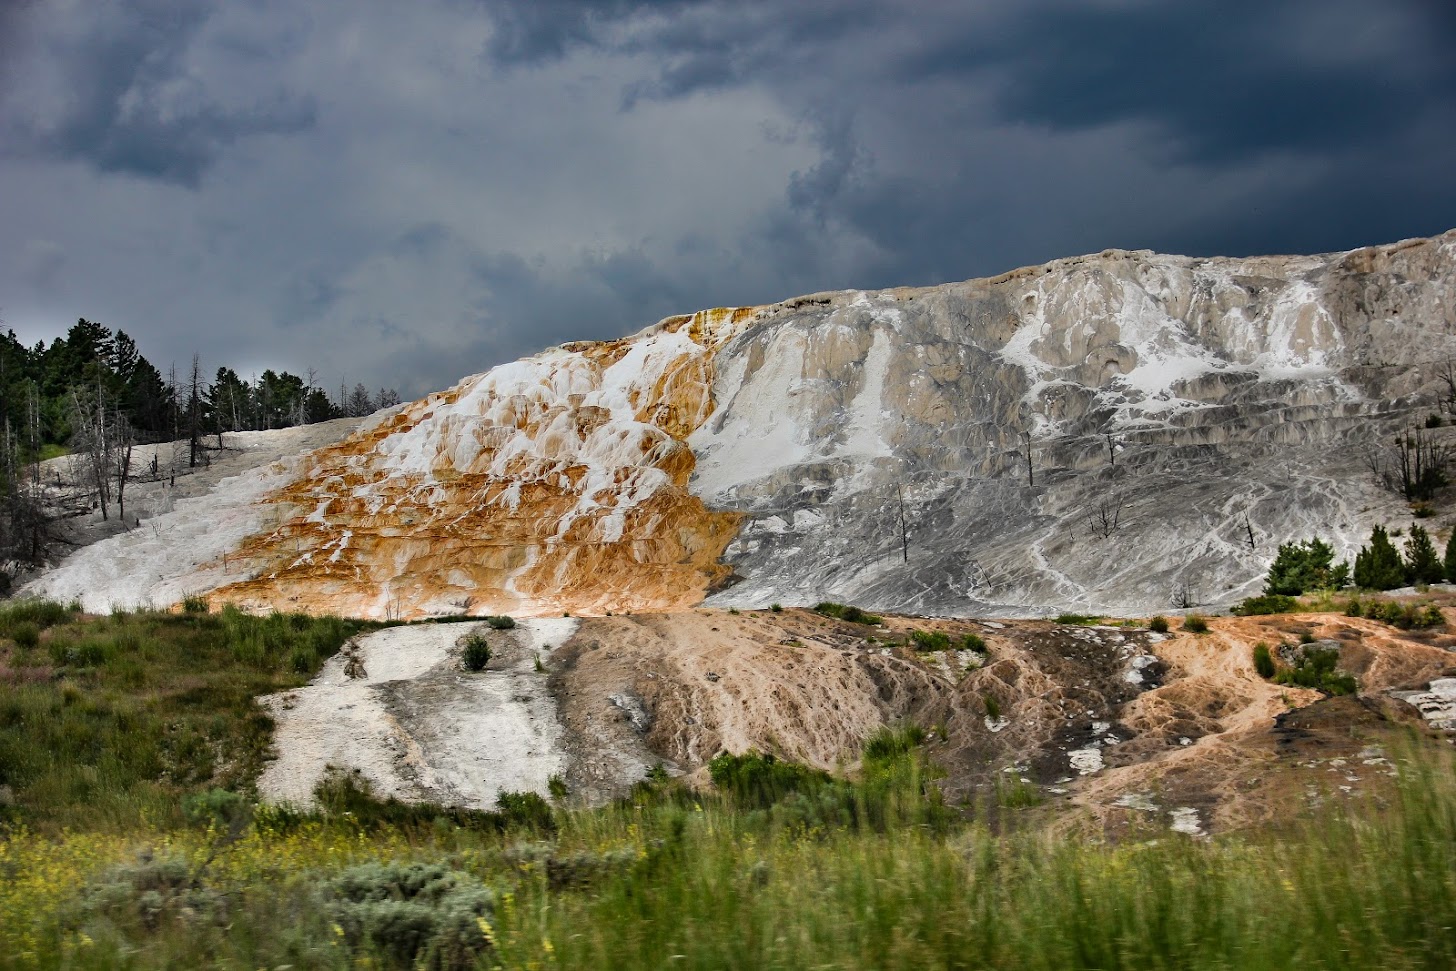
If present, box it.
[1445,530,1456,584]
[1264,538,1346,595]
[1404,524,1444,585]
[1353,525,1408,591]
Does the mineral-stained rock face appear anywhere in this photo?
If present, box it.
[25,230,1456,618]
[209,307,756,618]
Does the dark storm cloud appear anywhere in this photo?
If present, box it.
[972,0,1456,163]
[2,0,1454,399]
[0,0,315,186]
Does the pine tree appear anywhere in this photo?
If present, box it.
[1403,524,1444,585]
[1264,538,1345,595]
[1353,525,1407,591]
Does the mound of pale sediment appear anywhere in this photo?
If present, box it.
[267,603,1456,836]
[27,231,1456,619]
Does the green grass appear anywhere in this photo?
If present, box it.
[0,602,378,831]
[4,603,1456,969]
[1054,613,1099,625]
[813,602,882,624]
[2,744,1453,969]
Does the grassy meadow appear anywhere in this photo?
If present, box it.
[1,600,1453,969]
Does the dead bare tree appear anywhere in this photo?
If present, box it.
[1170,579,1201,610]
[1393,427,1450,501]
[1104,431,1119,467]
[895,483,909,563]
[187,353,205,468]
[1085,500,1123,539]
[1438,358,1456,414]
[67,382,113,520]
[112,408,135,523]
[1021,431,1034,486]
[1243,515,1257,551]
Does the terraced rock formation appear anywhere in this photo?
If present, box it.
[25,230,1456,618]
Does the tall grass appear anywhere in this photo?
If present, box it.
[2,604,1455,969]
[2,746,1454,969]
[0,602,376,831]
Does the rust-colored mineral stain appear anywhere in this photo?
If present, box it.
[208,307,761,618]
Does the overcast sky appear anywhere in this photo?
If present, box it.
[3,0,1454,398]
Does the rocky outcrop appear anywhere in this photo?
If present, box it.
[26,230,1456,617]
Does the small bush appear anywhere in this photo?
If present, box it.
[325,862,497,971]
[1253,642,1276,679]
[0,599,74,635]
[862,724,927,765]
[997,776,1044,809]
[814,602,882,624]
[10,621,39,649]
[1055,613,1098,625]
[547,774,568,801]
[770,603,783,612]
[1274,646,1357,695]
[1298,631,1316,645]
[496,790,555,831]
[1182,614,1210,634]
[1148,615,1169,634]
[709,750,836,810]
[484,615,515,630]
[180,593,210,614]
[1426,413,1444,429]
[1345,598,1363,617]
[1232,594,1298,616]
[910,629,951,651]
[983,694,1002,721]
[1359,600,1444,630]
[460,632,491,671]
[961,632,987,652]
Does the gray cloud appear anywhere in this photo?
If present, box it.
[0,0,1453,400]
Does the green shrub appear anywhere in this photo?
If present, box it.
[0,598,75,635]
[1253,643,1276,679]
[770,603,783,612]
[814,602,882,624]
[1232,594,1298,616]
[961,632,986,652]
[1366,601,1445,630]
[1273,646,1357,695]
[1182,614,1210,634]
[180,593,210,614]
[10,621,39,649]
[547,774,568,801]
[709,750,836,810]
[983,694,1002,721]
[997,776,1044,809]
[460,632,491,671]
[1264,538,1348,595]
[324,862,497,971]
[496,790,555,831]
[1055,613,1098,625]
[1355,526,1408,591]
[862,725,927,765]
[1345,598,1363,617]
[1148,615,1169,634]
[1404,525,1445,586]
[485,615,515,630]
[910,629,951,651]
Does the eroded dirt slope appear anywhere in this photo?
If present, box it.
[259,602,1456,836]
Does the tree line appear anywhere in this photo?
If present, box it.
[0,318,401,576]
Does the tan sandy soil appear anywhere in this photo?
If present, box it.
[254,600,1456,834]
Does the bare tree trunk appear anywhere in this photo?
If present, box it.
[895,484,909,564]
[188,353,204,469]
[1022,431,1034,487]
